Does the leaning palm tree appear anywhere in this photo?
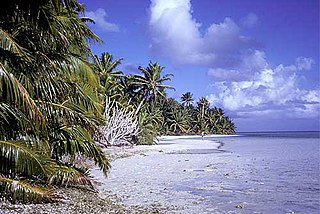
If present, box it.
[0,0,110,203]
[181,92,194,106]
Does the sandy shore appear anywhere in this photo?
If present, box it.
[91,135,229,213]
[0,135,232,214]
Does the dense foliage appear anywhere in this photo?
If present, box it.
[93,59,236,143]
[0,0,235,203]
[0,0,109,203]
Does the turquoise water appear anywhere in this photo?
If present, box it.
[175,132,320,213]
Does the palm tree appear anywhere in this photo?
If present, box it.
[215,107,225,123]
[217,117,236,134]
[94,52,124,99]
[132,61,174,114]
[136,107,161,145]
[197,97,210,119]
[181,92,194,106]
[204,108,218,133]
[167,109,190,135]
[0,0,109,203]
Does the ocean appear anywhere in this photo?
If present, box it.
[178,131,320,213]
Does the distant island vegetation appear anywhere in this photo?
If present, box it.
[0,0,235,203]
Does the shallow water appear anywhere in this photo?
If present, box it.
[177,132,320,213]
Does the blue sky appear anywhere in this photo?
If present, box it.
[80,0,319,132]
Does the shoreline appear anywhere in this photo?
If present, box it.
[90,135,230,213]
[0,135,233,214]
[103,134,231,161]
[2,134,318,213]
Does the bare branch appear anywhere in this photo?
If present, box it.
[95,97,139,146]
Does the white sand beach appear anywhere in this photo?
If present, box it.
[2,133,318,213]
[90,135,236,213]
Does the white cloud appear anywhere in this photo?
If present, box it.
[241,13,258,28]
[207,55,319,119]
[204,17,240,53]
[207,50,268,81]
[149,0,257,66]
[148,0,319,120]
[274,57,315,73]
[208,68,244,81]
[301,90,320,103]
[86,8,119,32]
[295,57,315,71]
[149,0,206,64]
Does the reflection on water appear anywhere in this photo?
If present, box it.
[173,132,320,213]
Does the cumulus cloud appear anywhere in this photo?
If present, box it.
[148,0,319,120]
[207,52,315,81]
[86,8,119,32]
[149,0,258,66]
[149,0,206,64]
[207,55,319,119]
[208,50,268,81]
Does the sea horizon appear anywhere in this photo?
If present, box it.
[236,130,320,134]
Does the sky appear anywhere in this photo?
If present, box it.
[80,0,319,132]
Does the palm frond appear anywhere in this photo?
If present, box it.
[64,56,100,87]
[46,163,93,188]
[35,100,96,129]
[0,141,47,177]
[0,63,44,127]
[0,103,29,126]
[0,28,29,59]
[0,176,56,203]
[50,125,110,175]
[0,103,38,138]
[70,83,103,116]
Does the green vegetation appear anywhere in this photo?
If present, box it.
[0,0,235,203]
[0,0,109,203]
[159,95,236,136]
